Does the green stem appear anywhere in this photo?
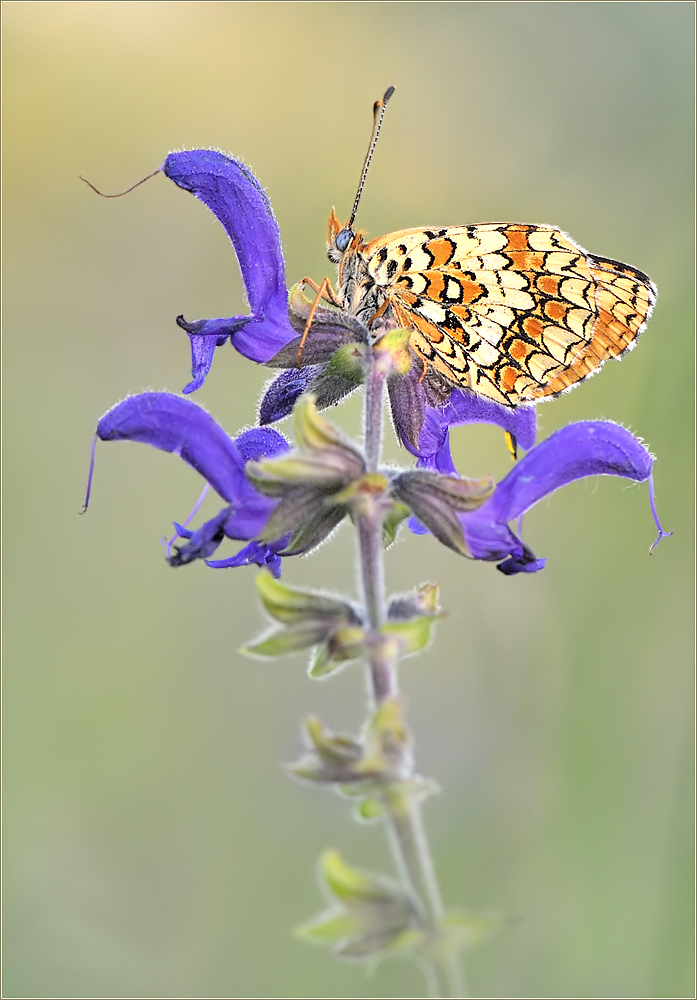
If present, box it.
[357,355,467,999]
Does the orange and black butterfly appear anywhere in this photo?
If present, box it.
[300,87,656,409]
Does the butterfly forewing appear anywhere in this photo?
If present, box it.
[363,223,656,406]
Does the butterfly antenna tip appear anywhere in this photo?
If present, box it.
[348,85,396,228]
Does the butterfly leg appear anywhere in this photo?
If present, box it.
[298,275,341,306]
[297,276,338,362]
[367,297,392,333]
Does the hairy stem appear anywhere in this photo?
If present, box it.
[357,355,467,999]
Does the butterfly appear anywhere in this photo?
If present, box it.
[299,87,656,409]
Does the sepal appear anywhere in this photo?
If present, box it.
[277,502,348,556]
[242,622,331,657]
[243,570,361,660]
[436,908,512,952]
[246,399,366,555]
[296,850,415,960]
[294,394,363,461]
[372,327,413,376]
[270,282,370,367]
[396,469,495,512]
[288,699,411,786]
[382,500,410,548]
[309,626,367,678]
[393,470,494,557]
[255,569,358,625]
[382,616,440,657]
[305,342,366,410]
[290,716,370,784]
[247,452,360,492]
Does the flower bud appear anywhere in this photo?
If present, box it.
[388,583,440,621]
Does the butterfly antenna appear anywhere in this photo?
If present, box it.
[347,85,395,229]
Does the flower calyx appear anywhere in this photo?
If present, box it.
[242,570,364,670]
[393,469,495,557]
[290,698,416,798]
[297,850,511,965]
[278,282,371,367]
[247,396,366,556]
[296,849,417,960]
[372,326,413,377]
[258,284,369,423]
[380,583,444,658]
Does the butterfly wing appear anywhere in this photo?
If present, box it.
[363,224,656,407]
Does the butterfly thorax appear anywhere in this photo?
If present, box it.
[338,244,389,327]
[327,209,391,330]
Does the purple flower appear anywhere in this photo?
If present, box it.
[163,150,297,393]
[89,392,292,576]
[409,420,671,575]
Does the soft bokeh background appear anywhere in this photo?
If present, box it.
[3,3,694,997]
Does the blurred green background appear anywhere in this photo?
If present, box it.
[3,3,694,997]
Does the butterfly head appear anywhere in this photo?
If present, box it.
[326,207,363,264]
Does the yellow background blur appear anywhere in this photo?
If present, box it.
[3,3,694,997]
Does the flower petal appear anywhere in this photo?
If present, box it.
[459,420,653,570]
[415,390,538,472]
[207,539,284,578]
[407,420,655,575]
[476,420,652,526]
[175,315,250,394]
[234,426,291,462]
[443,391,538,450]
[97,392,248,502]
[163,150,285,316]
[168,509,229,565]
[387,369,427,454]
[163,150,296,383]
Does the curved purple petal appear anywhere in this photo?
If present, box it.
[163,150,296,385]
[97,392,247,502]
[443,391,537,450]
[163,150,285,316]
[175,315,249,394]
[458,421,653,571]
[407,420,656,575]
[415,391,538,472]
[477,420,652,526]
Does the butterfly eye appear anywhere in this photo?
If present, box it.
[335,228,353,253]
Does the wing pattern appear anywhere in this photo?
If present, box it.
[363,224,656,407]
